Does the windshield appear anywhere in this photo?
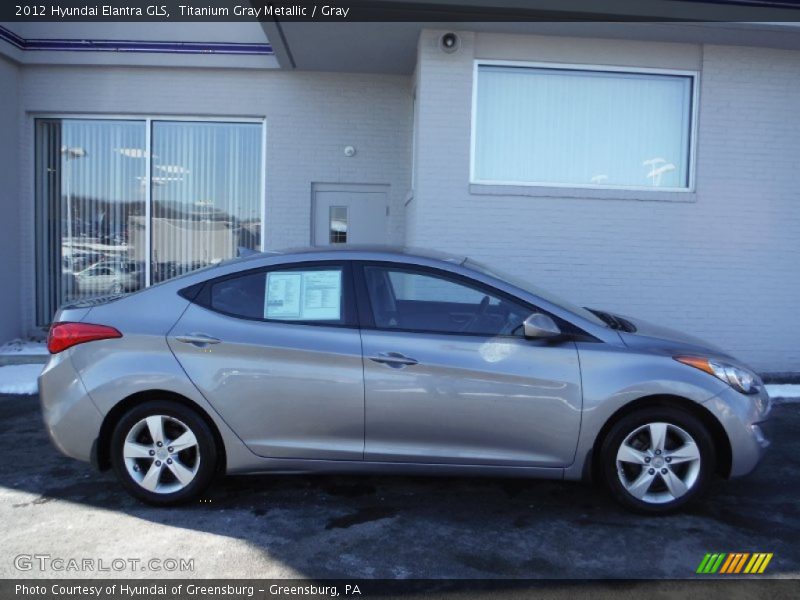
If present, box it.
[463,258,608,328]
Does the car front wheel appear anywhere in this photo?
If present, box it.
[600,406,716,514]
[110,400,218,506]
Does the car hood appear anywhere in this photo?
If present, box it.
[607,311,736,361]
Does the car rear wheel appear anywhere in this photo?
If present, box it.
[600,406,715,514]
[110,400,218,506]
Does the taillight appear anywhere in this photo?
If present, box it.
[47,322,122,354]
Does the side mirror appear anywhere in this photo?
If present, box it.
[523,313,561,340]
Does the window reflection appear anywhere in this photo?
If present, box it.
[46,120,147,318]
[329,206,348,244]
[35,118,263,324]
[150,121,262,284]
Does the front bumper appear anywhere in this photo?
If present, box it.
[704,384,772,478]
[38,351,103,463]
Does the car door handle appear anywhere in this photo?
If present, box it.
[175,333,221,346]
[368,352,419,367]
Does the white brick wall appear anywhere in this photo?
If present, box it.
[17,66,413,332]
[11,32,800,372]
[0,56,22,341]
[411,30,800,372]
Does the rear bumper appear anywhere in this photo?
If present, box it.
[38,351,102,463]
[705,385,772,478]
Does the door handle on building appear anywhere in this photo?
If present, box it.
[368,352,419,367]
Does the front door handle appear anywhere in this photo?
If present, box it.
[175,333,221,347]
[368,352,419,368]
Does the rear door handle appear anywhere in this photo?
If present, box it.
[368,352,419,368]
[175,333,221,346]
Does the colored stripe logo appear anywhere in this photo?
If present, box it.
[696,553,773,574]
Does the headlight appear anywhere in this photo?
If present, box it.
[674,356,761,394]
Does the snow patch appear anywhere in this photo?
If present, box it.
[766,384,800,403]
[0,339,48,356]
[0,364,43,395]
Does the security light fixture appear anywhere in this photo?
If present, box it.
[440,32,459,53]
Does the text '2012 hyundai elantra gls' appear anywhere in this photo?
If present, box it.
[39,247,771,513]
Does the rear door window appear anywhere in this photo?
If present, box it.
[200,264,353,325]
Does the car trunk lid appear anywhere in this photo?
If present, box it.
[52,293,126,324]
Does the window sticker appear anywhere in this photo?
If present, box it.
[300,270,342,320]
[264,270,341,321]
[265,272,302,319]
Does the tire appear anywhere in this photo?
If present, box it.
[600,406,716,515]
[110,400,218,506]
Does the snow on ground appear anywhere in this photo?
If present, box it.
[765,384,800,402]
[0,338,47,355]
[0,364,43,395]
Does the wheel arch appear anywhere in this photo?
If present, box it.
[95,390,227,473]
[588,394,732,482]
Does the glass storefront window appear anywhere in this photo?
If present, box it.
[35,118,264,325]
[149,121,263,284]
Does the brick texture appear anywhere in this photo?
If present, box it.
[11,32,800,371]
[17,66,413,332]
[411,30,800,371]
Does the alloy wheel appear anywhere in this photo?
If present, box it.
[122,415,201,494]
[615,421,702,505]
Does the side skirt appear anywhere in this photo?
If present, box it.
[227,457,565,480]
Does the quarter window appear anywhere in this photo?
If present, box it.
[473,64,695,190]
[363,266,529,336]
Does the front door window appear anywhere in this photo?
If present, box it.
[363,265,529,336]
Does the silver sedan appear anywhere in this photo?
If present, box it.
[39,247,772,513]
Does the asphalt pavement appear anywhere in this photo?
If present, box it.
[0,395,798,580]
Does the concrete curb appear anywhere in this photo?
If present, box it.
[0,355,48,366]
[762,372,800,384]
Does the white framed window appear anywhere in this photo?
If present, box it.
[471,61,698,192]
[34,115,266,325]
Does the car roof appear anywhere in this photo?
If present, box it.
[225,245,468,268]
